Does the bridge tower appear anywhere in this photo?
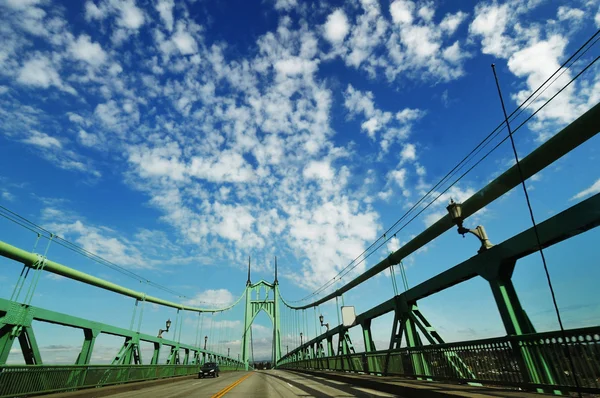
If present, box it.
[241,258,282,370]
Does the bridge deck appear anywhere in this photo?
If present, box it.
[43,370,559,398]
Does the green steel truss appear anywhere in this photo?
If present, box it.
[241,270,282,369]
[0,101,598,397]
[279,192,600,394]
[0,297,244,369]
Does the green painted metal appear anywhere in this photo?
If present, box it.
[0,298,244,370]
[279,192,600,394]
[0,102,598,395]
[241,276,282,369]
[75,329,98,365]
[286,101,600,310]
[17,326,41,365]
[0,364,245,398]
[361,320,381,374]
[280,326,600,395]
[0,240,246,314]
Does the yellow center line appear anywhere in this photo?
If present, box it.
[211,373,253,398]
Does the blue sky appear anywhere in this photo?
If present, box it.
[1,0,599,362]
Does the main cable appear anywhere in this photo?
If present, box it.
[286,29,600,304]
[492,64,583,397]
[283,50,600,307]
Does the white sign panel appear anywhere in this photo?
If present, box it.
[341,306,356,327]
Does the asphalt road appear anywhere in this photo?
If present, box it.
[105,370,401,398]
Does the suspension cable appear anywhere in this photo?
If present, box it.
[285,29,600,304]
[492,64,583,396]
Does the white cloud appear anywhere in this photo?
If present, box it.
[184,289,236,308]
[128,143,186,181]
[41,208,195,269]
[507,35,577,129]
[3,0,44,10]
[303,160,334,181]
[156,0,174,31]
[17,55,75,94]
[1,190,15,201]
[557,7,584,22]
[188,151,254,183]
[384,1,469,82]
[78,129,100,147]
[345,0,388,68]
[440,11,467,35]
[390,0,414,25]
[44,218,149,268]
[116,0,145,29]
[273,0,297,11]
[400,143,416,163]
[22,130,61,148]
[85,1,106,20]
[274,57,318,76]
[172,22,197,55]
[386,236,400,253]
[95,100,124,130]
[469,1,599,139]
[571,178,600,201]
[469,3,515,57]
[69,35,107,66]
[389,168,407,188]
[345,85,424,152]
[596,9,600,28]
[324,9,349,43]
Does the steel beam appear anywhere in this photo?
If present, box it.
[287,101,600,310]
[281,192,600,362]
[0,241,244,314]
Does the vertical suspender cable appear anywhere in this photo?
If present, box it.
[492,64,582,397]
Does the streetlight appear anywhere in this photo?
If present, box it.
[228,348,230,357]
[204,335,208,350]
[287,345,289,354]
[157,319,172,338]
[319,314,330,332]
[446,199,493,253]
[300,332,303,346]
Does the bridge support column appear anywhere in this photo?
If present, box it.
[337,329,355,371]
[75,328,99,365]
[112,336,142,365]
[480,260,562,394]
[150,342,161,364]
[387,296,431,379]
[0,303,40,365]
[361,320,381,374]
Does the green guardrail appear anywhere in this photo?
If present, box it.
[281,326,600,395]
[0,364,244,398]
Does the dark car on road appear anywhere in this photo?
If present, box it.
[198,362,220,378]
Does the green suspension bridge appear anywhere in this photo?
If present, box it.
[1,38,600,398]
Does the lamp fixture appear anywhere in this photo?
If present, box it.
[157,318,172,338]
[319,314,329,331]
[446,199,493,253]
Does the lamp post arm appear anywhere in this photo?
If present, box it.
[457,225,493,252]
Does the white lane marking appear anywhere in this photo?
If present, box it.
[286,382,293,387]
[353,387,397,397]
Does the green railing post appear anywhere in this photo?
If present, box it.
[480,259,563,394]
[361,319,381,374]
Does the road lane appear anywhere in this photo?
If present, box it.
[103,370,403,397]
[106,372,249,398]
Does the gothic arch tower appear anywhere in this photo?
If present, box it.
[241,259,281,369]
